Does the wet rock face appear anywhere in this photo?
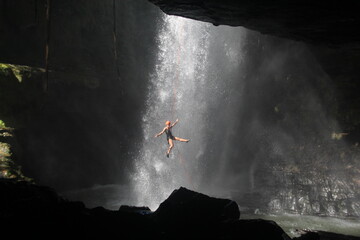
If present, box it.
[148,0,360,47]
[249,160,360,217]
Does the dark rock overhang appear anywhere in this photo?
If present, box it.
[148,0,360,48]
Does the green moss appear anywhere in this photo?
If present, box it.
[0,120,5,129]
[0,63,41,182]
[0,136,33,182]
[0,63,44,83]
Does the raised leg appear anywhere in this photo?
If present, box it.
[174,137,189,142]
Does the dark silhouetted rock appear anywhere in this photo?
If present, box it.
[294,230,360,240]
[152,187,292,239]
[2,180,359,240]
[0,179,160,239]
[119,205,153,215]
[154,187,240,225]
[148,0,360,48]
[294,231,321,240]
[223,219,291,240]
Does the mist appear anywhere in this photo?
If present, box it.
[127,4,359,216]
[128,8,356,215]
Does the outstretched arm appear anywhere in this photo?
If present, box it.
[155,127,166,137]
[171,119,179,128]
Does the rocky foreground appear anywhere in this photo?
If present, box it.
[0,179,359,240]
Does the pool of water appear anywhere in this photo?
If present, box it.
[242,213,360,238]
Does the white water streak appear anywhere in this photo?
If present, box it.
[132,15,211,210]
[131,14,246,210]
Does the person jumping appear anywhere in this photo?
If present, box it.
[154,119,190,158]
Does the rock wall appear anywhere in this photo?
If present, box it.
[0,64,44,181]
[0,0,161,190]
[227,31,360,217]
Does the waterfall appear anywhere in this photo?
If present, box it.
[131,14,245,210]
[130,8,359,217]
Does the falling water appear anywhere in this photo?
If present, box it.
[130,8,360,220]
[132,15,245,210]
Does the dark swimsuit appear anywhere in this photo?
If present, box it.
[165,128,175,141]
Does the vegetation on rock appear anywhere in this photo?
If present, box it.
[0,63,44,182]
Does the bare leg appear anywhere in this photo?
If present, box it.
[167,139,174,157]
[174,136,189,142]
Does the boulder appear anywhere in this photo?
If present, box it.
[119,205,153,215]
[153,187,292,239]
[223,219,291,240]
[0,179,160,239]
[154,187,240,226]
